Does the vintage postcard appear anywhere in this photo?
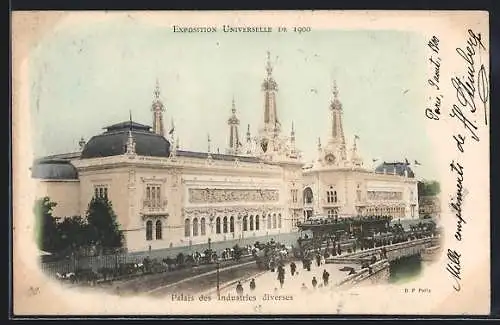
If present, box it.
[12,11,490,316]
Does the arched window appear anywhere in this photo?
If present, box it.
[327,188,335,203]
[184,219,190,237]
[334,190,338,202]
[223,216,228,233]
[272,213,277,229]
[230,216,235,233]
[256,215,260,230]
[304,187,313,204]
[193,218,199,236]
[278,213,282,228]
[267,214,272,229]
[216,217,221,234]
[155,220,162,240]
[249,215,254,231]
[201,217,206,235]
[243,215,248,231]
[146,220,153,241]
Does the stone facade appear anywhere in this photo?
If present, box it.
[32,53,419,254]
[302,81,419,221]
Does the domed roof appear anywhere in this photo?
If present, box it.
[31,159,79,180]
[375,161,415,178]
[80,121,171,159]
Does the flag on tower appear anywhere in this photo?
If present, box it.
[354,135,360,140]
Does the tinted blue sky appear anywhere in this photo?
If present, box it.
[29,16,437,179]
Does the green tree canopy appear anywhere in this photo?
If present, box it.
[33,197,60,253]
[85,196,124,253]
[58,215,89,253]
[418,180,441,197]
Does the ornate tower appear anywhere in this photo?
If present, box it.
[151,79,165,137]
[226,97,241,155]
[323,80,348,166]
[259,51,281,154]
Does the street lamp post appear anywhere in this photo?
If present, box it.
[216,260,220,298]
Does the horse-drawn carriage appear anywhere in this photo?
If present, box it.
[253,242,291,270]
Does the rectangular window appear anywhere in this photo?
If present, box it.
[94,185,109,199]
[291,189,298,203]
[146,184,163,208]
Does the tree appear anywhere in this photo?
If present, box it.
[57,215,89,253]
[33,197,61,253]
[418,180,441,197]
[85,196,124,254]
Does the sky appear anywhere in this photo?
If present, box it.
[28,16,437,180]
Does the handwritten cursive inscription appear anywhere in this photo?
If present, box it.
[449,161,466,241]
[446,249,462,291]
[425,36,443,121]
[445,29,488,293]
[450,29,486,150]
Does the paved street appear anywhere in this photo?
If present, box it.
[215,259,358,297]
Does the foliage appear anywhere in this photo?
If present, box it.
[34,196,124,256]
[176,253,185,266]
[85,196,124,252]
[58,215,89,252]
[233,244,243,261]
[33,197,60,253]
[418,180,441,197]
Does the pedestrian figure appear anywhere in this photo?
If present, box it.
[236,281,244,296]
[278,266,285,288]
[290,262,297,276]
[301,283,308,291]
[337,243,342,256]
[306,259,311,272]
[316,254,321,267]
[322,269,330,286]
[312,276,318,289]
[249,278,256,291]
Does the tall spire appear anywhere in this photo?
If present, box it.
[227,97,241,155]
[326,79,347,161]
[151,79,165,137]
[126,110,136,155]
[246,124,251,143]
[266,51,273,77]
[207,133,212,154]
[289,122,297,158]
[246,124,252,155]
[261,51,279,134]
